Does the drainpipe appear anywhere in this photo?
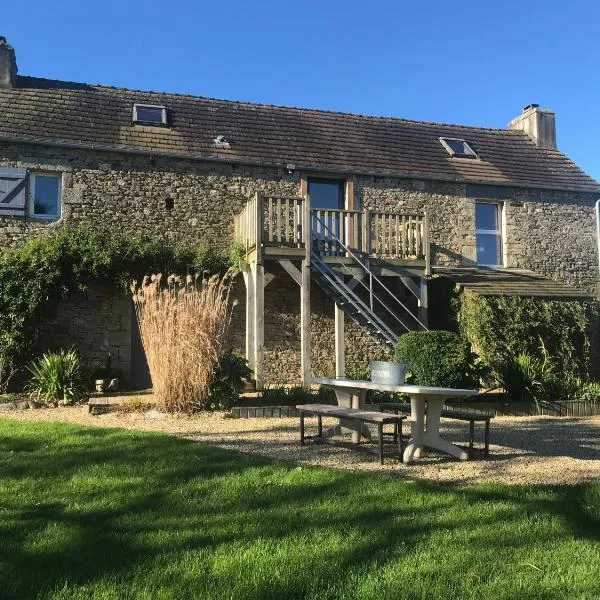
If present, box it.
[597,199,600,274]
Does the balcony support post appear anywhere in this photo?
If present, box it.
[250,260,264,390]
[418,276,429,329]
[334,303,345,378]
[300,194,312,386]
[241,265,255,374]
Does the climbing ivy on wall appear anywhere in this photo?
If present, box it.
[0,226,233,385]
[455,290,600,378]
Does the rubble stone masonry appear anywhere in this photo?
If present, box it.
[0,141,597,384]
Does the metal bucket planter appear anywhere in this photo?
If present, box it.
[371,361,407,385]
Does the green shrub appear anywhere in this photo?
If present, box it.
[0,226,235,383]
[395,330,480,389]
[206,353,252,410]
[574,380,600,402]
[456,291,599,379]
[258,386,313,407]
[545,376,600,403]
[495,352,553,404]
[26,349,86,405]
[238,385,336,407]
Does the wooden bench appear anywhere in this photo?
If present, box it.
[375,402,492,457]
[296,403,406,465]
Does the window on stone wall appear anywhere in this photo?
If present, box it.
[30,173,61,219]
[475,202,502,266]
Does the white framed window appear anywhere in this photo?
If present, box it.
[475,202,502,266]
[132,104,168,126]
[29,173,61,219]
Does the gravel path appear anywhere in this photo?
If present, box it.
[3,405,600,485]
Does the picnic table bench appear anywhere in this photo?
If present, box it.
[311,378,480,463]
[296,403,406,465]
[375,402,492,456]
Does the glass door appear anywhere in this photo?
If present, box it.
[308,178,345,255]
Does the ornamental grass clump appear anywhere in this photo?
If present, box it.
[131,272,236,412]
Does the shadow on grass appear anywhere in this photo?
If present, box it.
[0,419,599,599]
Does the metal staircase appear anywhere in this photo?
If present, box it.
[310,217,428,347]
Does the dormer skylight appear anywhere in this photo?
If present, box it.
[439,137,478,159]
[132,104,168,126]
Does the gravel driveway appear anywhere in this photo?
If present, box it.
[3,405,600,485]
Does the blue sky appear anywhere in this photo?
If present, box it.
[3,0,600,179]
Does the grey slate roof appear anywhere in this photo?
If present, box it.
[0,76,598,193]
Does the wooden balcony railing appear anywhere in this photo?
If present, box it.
[233,193,430,268]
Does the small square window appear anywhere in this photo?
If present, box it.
[439,137,479,159]
[132,104,168,126]
[30,174,61,219]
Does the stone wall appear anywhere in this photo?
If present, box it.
[356,176,600,291]
[0,140,598,385]
[37,287,132,382]
[228,264,390,385]
[0,142,300,249]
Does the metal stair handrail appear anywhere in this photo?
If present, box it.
[311,213,428,332]
[311,253,398,344]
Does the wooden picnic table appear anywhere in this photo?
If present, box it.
[312,377,479,463]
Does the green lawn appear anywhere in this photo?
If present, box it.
[1,419,599,600]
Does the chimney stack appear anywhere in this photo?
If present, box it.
[0,36,17,89]
[508,104,556,149]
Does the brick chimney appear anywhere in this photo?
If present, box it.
[508,104,556,149]
[0,36,17,89]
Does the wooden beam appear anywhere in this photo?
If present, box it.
[334,304,345,378]
[398,275,420,298]
[278,259,302,286]
[418,276,429,328]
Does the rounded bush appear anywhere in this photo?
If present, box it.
[395,330,479,389]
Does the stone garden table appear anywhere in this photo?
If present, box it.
[312,377,479,462]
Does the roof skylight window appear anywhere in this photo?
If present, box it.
[439,137,478,159]
[132,104,168,126]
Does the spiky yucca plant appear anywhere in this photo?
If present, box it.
[26,349,85,404]
[131,272,236,412]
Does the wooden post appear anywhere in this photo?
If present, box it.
[424,212,431,276]
[300,194,312,386]
[250,261,264,390]
[255,191,264,263]
[334,303,345,378]
[242,266,255,372]
[418,276,429,328]
[362,208,370,255]
[250,192,265,389]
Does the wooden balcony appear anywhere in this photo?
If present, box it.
[233,193,430,273]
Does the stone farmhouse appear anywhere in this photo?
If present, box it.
[1,36,599,388]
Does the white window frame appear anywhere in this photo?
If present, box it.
[29,173,62,220]
[132,103,168,126]
[475,201,503,267]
